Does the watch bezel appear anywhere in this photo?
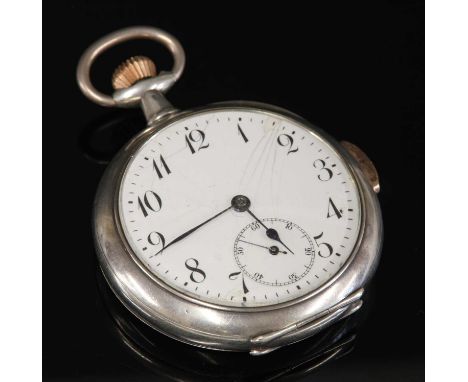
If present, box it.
[94,101,383,352]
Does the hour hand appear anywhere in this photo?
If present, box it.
[246,208,295,254]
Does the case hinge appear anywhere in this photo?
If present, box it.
[249,288,364,356]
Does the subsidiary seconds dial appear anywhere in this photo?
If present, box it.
[234,219,315,286]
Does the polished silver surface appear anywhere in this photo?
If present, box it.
[249,288,363,346]
[140,90,178,125]
[93,101,383,354]
[76,26,185,108]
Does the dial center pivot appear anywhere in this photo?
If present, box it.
[231,195,251,212]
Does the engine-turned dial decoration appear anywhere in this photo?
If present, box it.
[234,219,315,286]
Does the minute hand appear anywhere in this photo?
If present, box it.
[246,209,295,254]
[155,205,232,256]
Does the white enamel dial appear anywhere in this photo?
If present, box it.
[119,109,361,307]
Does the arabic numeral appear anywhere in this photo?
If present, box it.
[277,134,299,155]
[327,198,343,219]
[152,155,171,179]
[313,232,333,258]
[313,159,333,181]
[228,271,249,293]
[185,129,209,154]
[237,123,249,143]
[137,191,162,217]
[253,272,264,281]
[250,221,261,231]
[289,273,299,281]
[147,231,165,249]
[228,271,241,280]
[185,258,206,283]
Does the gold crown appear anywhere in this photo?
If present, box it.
[112,56,157,90]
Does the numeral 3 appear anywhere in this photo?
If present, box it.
[314,159,333,181]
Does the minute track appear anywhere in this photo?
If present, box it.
[119,108,362,307]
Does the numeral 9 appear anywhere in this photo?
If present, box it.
[147,231,165,248]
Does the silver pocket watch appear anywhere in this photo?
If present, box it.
[77,26,382,356]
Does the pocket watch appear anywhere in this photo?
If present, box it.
[77,26,382,356]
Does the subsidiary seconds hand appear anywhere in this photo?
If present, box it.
[237,239,287,255]
[154,205,232,256]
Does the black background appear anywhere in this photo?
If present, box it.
[43,1,424,381]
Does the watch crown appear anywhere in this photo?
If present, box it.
[112,56,157,90]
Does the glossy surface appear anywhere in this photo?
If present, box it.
[96,270,364,381]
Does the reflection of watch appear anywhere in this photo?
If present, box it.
[98,270,364,380]
[78,26,382,355]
